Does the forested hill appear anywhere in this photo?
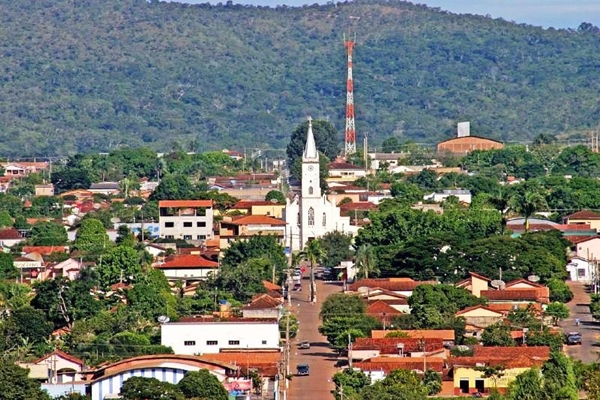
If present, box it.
[1,0,600,157]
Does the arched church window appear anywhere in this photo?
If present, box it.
[322,212,326,227]
[308,207,315,226]
[309,186,313,195]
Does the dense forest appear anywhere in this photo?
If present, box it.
[1,0,599,156]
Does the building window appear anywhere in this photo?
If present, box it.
[578,268,587,277]
[308,207,314,226]
[197,235,207,240]
[262,340,267,345]
[184,341,196,346]
[206,340,218,346]
[322,212,326,227]
[297,213,300,225]
[228,340,240,345]
[183,222,192,227]
[165,222,174,228]
[165,235,174,239]
[308,186,313,195]
[197,221,206,227]
[183,235,192,240]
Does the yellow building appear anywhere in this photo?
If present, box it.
[228,200,286,219]
[456,272,491,297]
[455,305,504,328]
[450,346,550,395]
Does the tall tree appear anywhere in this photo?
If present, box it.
[73,218,110,256]
[354,244,378,279]
[511,189,548,232]
[29,221,68,246]
[302,239,325,303]
[0,361,52,400]
[177,370,228,400]
[119,377,183,400]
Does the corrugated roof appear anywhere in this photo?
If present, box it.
[158,200,213,208]
[481,289,543,302]
[328,162,364,170]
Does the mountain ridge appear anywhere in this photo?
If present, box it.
[0,0,599,156]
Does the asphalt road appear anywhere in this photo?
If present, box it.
[286,277,343,400]
[563,282,599,363]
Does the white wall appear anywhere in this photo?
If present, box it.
[161,321,280,355]
[158,267,218,281]
[567,258,594,283]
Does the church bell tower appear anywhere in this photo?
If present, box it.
[301,117,321,199]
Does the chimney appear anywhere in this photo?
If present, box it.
[457,121,470,138]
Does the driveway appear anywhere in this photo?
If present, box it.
[286,277,343,400]
[563,282,599,363]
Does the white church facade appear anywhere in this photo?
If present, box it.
[285,118,358,251]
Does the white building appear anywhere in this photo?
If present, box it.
[154,255,219,283]
[566,256,595,283]
[424,189,472,204]
[161,317,280,355]
[158,200,214,241]
[285,117,356,250]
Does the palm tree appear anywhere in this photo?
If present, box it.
[301,240,324,303]
[355,244,378,279]
[489,187,513,234]
[511,190,547,232]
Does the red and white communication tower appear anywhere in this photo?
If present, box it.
[344,33,357,156]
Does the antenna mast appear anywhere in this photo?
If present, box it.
[344,33,357,156]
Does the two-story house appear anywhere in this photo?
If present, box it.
[158,200,214,241]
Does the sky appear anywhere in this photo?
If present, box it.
[176,0,600,29]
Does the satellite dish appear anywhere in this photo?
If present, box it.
[157,315,170,324]
[490,280,506,289]
[528,275,540,283]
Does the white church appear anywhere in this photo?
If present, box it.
[285,118,358,251]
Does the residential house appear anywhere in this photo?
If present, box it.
[14,254,45,283]
[50,258,84,281]
[367,152,407,171]
[456,272,492,297]
[566,256,595,283]
[35,184,55,196]
[230,200,286,218]
[356,288,410,313]
[424,189,472,204]
[351,337,446,361]
[573,236,600,261]
[88,182,120,196]
[354,357,445,376]
[370,330,455,347]
[327,161,367,182]
[455,305,504,328]
[348,277,438,297]
[82,355,237,400]
[365,301,403,327]
[158,200,214,241]
[480,288,549,306]
[27,349,86,383]
[219,214,286,249]
[221,149,244,161]
[0,227,25,248]
[450,346,551,395]
[160,316,280,355]
[154,255,219,282]
[564,210,600,231]
[242,294,282,319]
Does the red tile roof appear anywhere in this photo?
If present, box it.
[199,352,281,377]
[371,330,455,341]
[243,294,281,310]
[233,201,284,208]
[505,278,544,289]
[449,355,546,369]
[481,289,546,303]
[328,162,364,170]
[225,215,287,226]
[0,228,22,240]
[366,301,403,316]
[339,202,378,211]
[353,337,445,354]
[348,278,437,292]
[472,345,550,359]
[354,357,445,373]
[567,235,600,244]
[486,303,542,314]
[158,200,213,208]
[263,280,282,292]
[565,210,600,220]
[33,349,85,367]
[157,255,218,269]
[22,246,68,255]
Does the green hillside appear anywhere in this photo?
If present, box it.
[1,0,599,156]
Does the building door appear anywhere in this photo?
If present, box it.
[460,379,470,393]
[475,379,485,393]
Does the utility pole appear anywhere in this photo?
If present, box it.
[348,332,353,368]
[284,310,290,400]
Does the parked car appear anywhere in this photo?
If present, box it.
[296,364,310,376]
[299,341,310,349]
[567,332,582,345]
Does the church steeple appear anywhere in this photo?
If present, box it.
[302,117,319,161]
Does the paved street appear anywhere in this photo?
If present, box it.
[286,277,343,400]
[563,282,599,363]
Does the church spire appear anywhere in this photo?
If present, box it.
[302,117,319,161]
